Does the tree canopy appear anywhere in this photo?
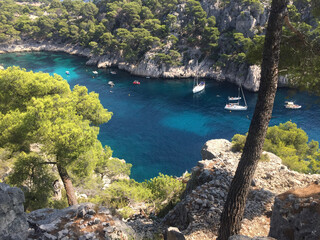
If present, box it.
[0,67,113,208]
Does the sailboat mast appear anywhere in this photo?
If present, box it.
[241,85,247,107]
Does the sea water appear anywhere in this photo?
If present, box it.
[1,52,319,181]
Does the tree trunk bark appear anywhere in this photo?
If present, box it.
[217,0,288,239]
[57,163,78,206]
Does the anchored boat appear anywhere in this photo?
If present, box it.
[285,101,301,109]
[225,85,247,111]
[192,60,205,93]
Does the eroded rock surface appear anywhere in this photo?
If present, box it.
[163,139,319,238]
[0,183,28,240]
[269,182,320,240]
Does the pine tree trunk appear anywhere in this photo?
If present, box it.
[217,0,288,239]
[57,163,78,206]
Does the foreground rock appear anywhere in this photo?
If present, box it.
[229,236,275,240]
[269,182,320,240]
[163,139,319,239]
[27,202,163,240]
[0,183,28,240]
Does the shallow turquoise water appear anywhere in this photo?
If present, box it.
[1,52,320,181]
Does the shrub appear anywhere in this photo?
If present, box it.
[231,134,247,152]
[231,121,320,173]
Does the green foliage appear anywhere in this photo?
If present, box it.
[259,153,270,162]
[242,0,264,13]
[95,146,132,179]
[231,121,320,173]
[231,134,247,152]
[154,50,182,66]
[118,206,135,219]
[0,67,114,210]
[146,173,185,212]
[8,152,55,211]
[90,173,187,217]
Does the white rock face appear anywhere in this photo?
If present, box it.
[244,65,261,91]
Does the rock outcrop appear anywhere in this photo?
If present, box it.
[27,203,139,240]
[269,182,320,240]
[0,183,28,240]
[229,236,275,240]
[163,139,319,239]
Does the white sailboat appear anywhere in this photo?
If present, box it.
[192,61,205,93]
[225,85,248,111]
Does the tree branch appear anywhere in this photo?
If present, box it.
[284,15,307,45]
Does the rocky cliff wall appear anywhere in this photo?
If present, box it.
[0,183,28,240]
[269,182,320,240]
[163,139,320,239]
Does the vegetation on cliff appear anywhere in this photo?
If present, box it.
[0,0,220,65]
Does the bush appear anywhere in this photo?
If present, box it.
[231,121,320,173]
[231,134,247,152]
[90,173,187,217]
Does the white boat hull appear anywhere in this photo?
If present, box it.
[228,97,241,101]
[193,84,205,93]
[285,105,301,109]
[224,104,247,111]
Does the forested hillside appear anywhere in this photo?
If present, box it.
[1,0,320,91]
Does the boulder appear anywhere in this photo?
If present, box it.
[165,227,186,240]
[0,183,28,240]
[269,182,320,240]
[201,139,232,160]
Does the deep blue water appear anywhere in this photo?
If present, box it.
[1,52,320,181]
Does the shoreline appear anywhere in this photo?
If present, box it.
[0,40,264,92]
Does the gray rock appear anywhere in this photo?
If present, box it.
[269,182,320,240]
[103,226,115,233]
[164,227,186,240]
[201,139,231,160]
[87,209,96,215]
[0,183,28,240]
[43,232,57,240]
[229,236,275,240]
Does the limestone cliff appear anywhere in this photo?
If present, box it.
[0,183,28,240]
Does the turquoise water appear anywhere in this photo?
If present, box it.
[1,52,320,181]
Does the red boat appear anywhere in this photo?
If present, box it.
[133,80,140,85]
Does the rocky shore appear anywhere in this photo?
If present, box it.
[0,40,264,92]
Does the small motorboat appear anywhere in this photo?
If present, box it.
[110,71,117,75]
[92,71,98,75]
[66,71,70,75]
[285,101,301,109]
[108,81,115,87]
[146,76,150,79]
[133,80,140,85]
